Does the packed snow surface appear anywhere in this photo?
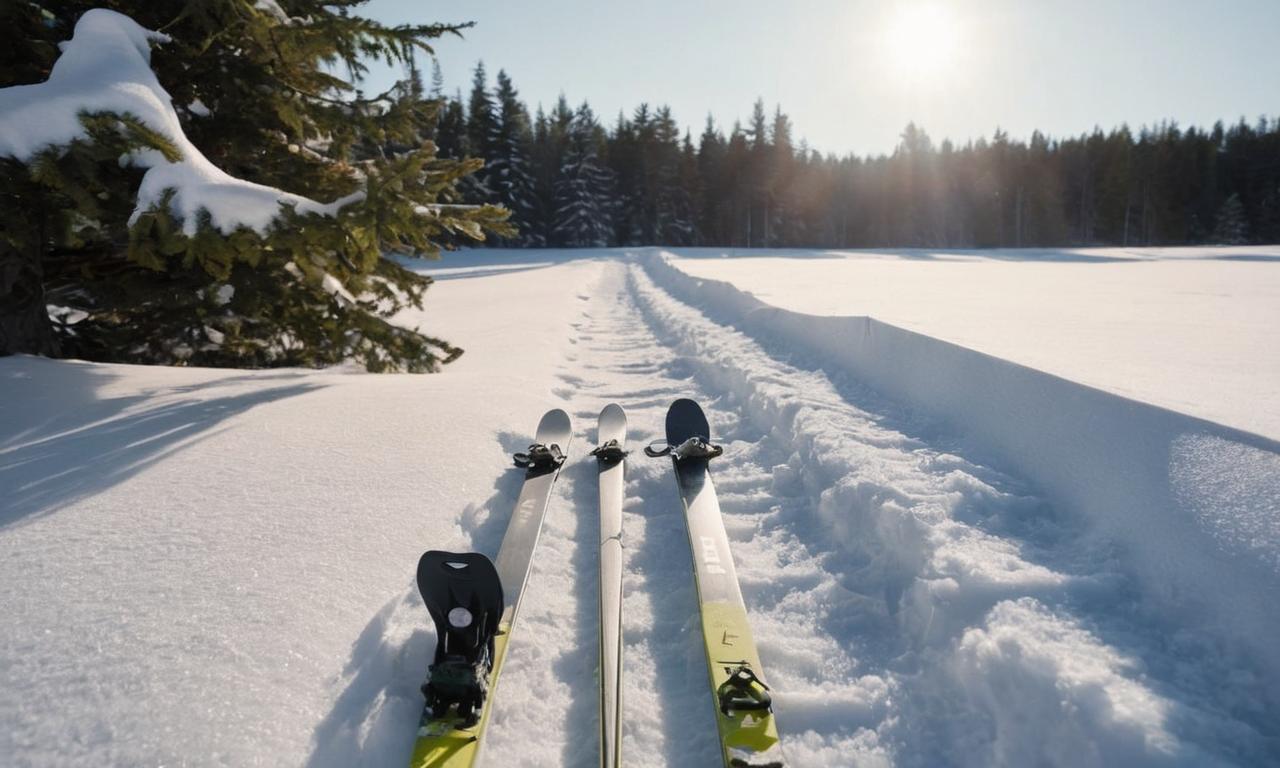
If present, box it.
[669,246,1280,441]
[2,247,1278,767]
[0,9,361,235]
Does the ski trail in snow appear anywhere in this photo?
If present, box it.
[483,270,729,766]
[315,256,1272,767]
[621,260,1274,766]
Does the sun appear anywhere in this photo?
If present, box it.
[883,3,961,81]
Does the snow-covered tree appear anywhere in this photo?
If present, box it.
[554,104,616,247]
[529,98,573,247]
[0,0,512,371]
[0,2,510,370]
[487,70,542,246]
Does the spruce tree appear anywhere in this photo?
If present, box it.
[464,61,497,201]
[767,105,796,245]
[1212,193,1249,244]
[1258,186,1280,244]
[553,104,616,247]
[1,1,510,370]
[488,70,541,246]
[697,116,728,244]
[528,104,557,246]
[434,90,469,160]
[653,106,694,244]
[675,131,702,245]
[610,105,644,244]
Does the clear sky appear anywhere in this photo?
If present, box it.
[360,0,1280,157]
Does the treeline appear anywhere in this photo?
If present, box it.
[428,62,1280,249]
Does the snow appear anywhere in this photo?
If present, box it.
[3,247,1279,766]
[253,0,311,26]
[0,9,361,236]
[667,246,1280,441]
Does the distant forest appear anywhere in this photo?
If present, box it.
[422,62,1280,249]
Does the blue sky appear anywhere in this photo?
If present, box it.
[361,0,1280,156]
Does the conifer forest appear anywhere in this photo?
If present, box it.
[440,62,1280,250]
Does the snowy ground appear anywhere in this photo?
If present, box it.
[669,246,1280,441]
[2,248,1278,767]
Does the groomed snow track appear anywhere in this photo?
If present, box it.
[433,257,1275,767]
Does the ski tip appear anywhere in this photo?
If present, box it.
[598,403,627,436]
[536,408,572,443]
[665,398,710,443]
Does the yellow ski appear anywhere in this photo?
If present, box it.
[647,399,785,767]
[409,409,572,767]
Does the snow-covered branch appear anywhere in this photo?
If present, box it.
[0,9,361,236]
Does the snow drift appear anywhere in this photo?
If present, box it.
[645,249,1280,688]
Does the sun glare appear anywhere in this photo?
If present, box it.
[883,3,961,81]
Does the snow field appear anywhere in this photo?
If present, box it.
[0,260,597,767]
[667,247,1280,440]
[3,247,1278,766]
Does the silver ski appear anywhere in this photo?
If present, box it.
[495,408,573,619]
[591,404,628,768]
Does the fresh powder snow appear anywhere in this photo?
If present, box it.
[2,248,1278,767]
[667,246,1280,441]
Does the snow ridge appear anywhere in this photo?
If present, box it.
[627,258,1275,765]
[644,249,1280,685]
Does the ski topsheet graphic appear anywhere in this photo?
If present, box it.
[647,398,784,768]
[409,408,572,768]
[591,404,628,768]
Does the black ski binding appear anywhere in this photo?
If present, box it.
[643,436,723,461]
[513,442,566,472]
[716,663,773,715]
[417,551,505,725]
[590,438,628,464]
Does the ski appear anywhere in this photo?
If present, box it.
[409,408,573,768]
[590,404,628,768]
[646,399,784,768]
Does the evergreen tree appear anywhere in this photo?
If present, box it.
[768,105,797,245]
[434,90,468,160]
[1,1,509,370]
[1212,193,1249,244]
[554,104,616,247]
[746,98,770,245]
[1257,186,1280,244]
[653,106,695,244]
[696,116,728,244]
[488,70,541,245]
[398,73,1280,253]
[464,61,497,200]
[725,122,752,246]
[429,59,445,99]
[677,131,702,244]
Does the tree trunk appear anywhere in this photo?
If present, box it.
[0,247,58,357]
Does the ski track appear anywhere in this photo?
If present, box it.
[325,255,1277,767]
[475,258,1275,767]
